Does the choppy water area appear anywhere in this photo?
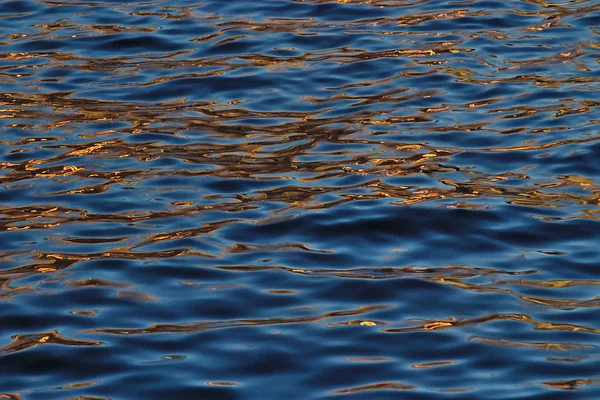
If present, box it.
[1,0,600,398]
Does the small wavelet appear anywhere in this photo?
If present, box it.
[2,0,600,399]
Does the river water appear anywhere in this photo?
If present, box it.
[1,1,600,399]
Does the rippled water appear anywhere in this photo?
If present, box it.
[1,0,600,398]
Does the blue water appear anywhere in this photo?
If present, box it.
[1,1,600,399]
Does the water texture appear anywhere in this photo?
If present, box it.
[1,0,600,398]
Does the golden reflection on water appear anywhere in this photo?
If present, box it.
[332,382,417,394]
[0,331,102,355]
[2,0,600,397]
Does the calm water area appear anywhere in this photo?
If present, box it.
[1,0,600,399]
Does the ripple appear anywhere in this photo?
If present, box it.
[2,0,600,399]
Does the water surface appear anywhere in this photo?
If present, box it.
[1,0,600,399]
